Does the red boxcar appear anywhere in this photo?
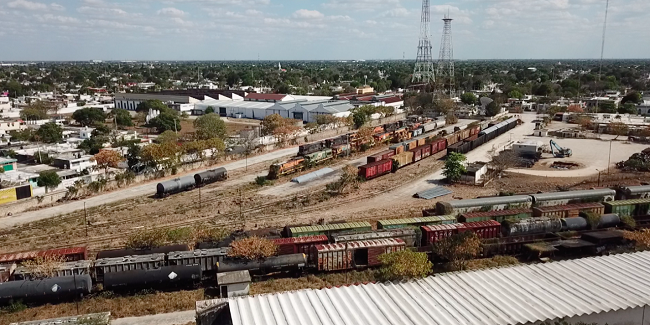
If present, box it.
[0,247,87,265]
[422,224,458,245]
[431,138,447,154]
[458,220,501,239]
[272,235,329,261]
[367,150,395,164]
[358,159,392,180]
[411,147,422,162]
[469,125,481,137]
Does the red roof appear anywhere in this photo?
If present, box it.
[245,93,287,101]
[272,235,328,245]
[382,96,403,104]
[0,247,86,264]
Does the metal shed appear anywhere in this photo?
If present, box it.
[216,270,251,298]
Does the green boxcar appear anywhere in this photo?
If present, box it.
[288,221,372,237]
[604,198,650,217]
[377,216,456,229]
[459,208,534,223]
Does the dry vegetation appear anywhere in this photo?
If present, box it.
[0,290,204,324]
[465,256,521,271]
[228,237,277,260]
[623,229,650,249]
[250,270,377,295]
[21,255,66,279]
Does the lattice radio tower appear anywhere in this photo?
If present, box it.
[437,12,455,97]
[411,0,435,85]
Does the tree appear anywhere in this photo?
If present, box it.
[149,107,181,133]
[72,107,106,126]
[316,114,339,125]
[618,103,637,115]
[433,99,456,115]
[157,130,179,144]
[37,170,61,193]
[597,101,617,113]
[261,114,285,136]
[488,149,520,174]
[228,236,277,260]
[326,164,360,194]
[567,104,584,113]
[260,114,300,142]
[126,143,142,171]
[574,115,593,130]
[205,137,226,159]
[205,106,215,114]
[485,101,501,117]
[112,108,133,127]
[621,92,642,105]
[194,113,227,140]
[508,90,524,99]
[443,152,466,183]
[19,101,50,120]
[445,112,458,125]
[433,232,481,271]
[136,99,168,113]
[35,122,63,143]
[140,142,180,171]
[378,250,432,281]
[352,111,367,129]
[609,121,629,140]
[93,150,124,174]
[460,92,477,106]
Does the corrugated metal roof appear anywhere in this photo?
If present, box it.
[289,222,372,235]
[444,195,532,208]
[604,198,650,206]
[531,189,616,201]
[415,187,452,200]
[378,216,456,226]
[291,168,334,184]
[216,251,650,325]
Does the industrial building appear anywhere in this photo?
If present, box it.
[196,251,650,325]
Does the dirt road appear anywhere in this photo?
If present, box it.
[0,146,298,229]
[111,310,194,325]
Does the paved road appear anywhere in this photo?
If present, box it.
[0,146,298,229]
[111,310,194,325]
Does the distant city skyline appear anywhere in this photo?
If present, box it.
[0,0,648,61]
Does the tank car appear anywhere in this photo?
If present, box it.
[156,175,196,197]
[0,275,92,304]
[194,167,228,186]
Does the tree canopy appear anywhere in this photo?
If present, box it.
[93,150,124,174]
[378,250,432,281]
[37,170,61,193]
[460,92,477,106]
[433,232,482,271]
[35,122,63,143]
[148,107,181,133]
[72,107,106,126]
[112,108,133,127]
[443,152,466,183]
[136,99,168,113]
[194,113,227,140]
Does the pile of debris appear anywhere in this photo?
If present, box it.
[617,148,650,172]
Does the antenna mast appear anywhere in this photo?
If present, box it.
[411,0,435,85]
[437,10,455,98]
[598,0,609,83]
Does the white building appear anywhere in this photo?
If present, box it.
[198,251,650,325]
[216,271,251,298]
[113,93,200,111]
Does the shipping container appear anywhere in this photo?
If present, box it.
[604,198,650,217]
[391,151,414,170]
[377,215,456,229]
[312,239,405,271]
[459,208,533,223]
[532,202,605,219]
[287,222,373,237]
[358,159,392,180]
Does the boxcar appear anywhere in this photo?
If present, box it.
[0,247,87,265]
[532,202,605,219]
[272,235,329,262]
[604,198,650,217]
[421,224,458,245]
[459,220,501,239]
[391,151,414,170]
[377,216,456,229]
[459,208,532,223]
[332,229,418,247]
[312,239,405,271]
[430,138,447,155]
[358,159,392,180]
[367,150,395,164]
[287,222,373,237]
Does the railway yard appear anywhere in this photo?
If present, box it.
[1,111,650,324]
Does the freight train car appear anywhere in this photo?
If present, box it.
[332,229,418,247]
[268,157,305,179]
[167,248,230,276]
[604,198,650,217]
[618,185,650,200]
[458,208,532,223]
[532,203,605,219]
[286,222,372,237]
[530,189,616,207]
[103,265,202,290]
[96,245,190,259]
[156,175,196,197]
[377,216,456,229]
[312,239,405,271]
[432,195,533,216]
[194,167,228,186]
[12,260,92,281]
[358,159,392,180]
[216,253,307,274]
[0,275,92,304]
[272,235,329,262]
[0,247,87,265]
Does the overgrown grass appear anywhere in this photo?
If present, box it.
[250,270,378,295]
[0,289,204,324]
[465,256,520,271]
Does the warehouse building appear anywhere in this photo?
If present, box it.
[196,251,650,325]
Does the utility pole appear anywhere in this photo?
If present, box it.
[84,202,88,237]
[199,186,202,210]
[607,140,612,174]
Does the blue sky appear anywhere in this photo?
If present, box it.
[0,0,648,60]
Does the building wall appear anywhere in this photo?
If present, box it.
[222,282,249,298]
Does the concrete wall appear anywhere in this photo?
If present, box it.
[222,282,249,298]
